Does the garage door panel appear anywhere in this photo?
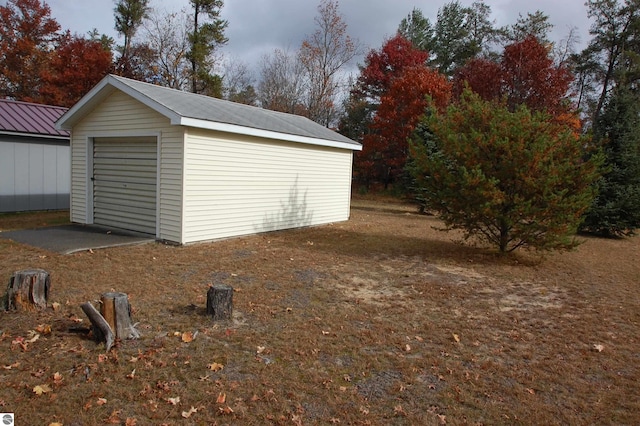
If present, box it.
[94,194,156,210]
[94,174,157,186]
[93,137,157,235]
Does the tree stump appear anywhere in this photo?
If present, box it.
[207,284,233,320]
[5,269,50,311]
[79,292,139,351]
[100,292,140,340]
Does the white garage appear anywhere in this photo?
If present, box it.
[56,74,361,244]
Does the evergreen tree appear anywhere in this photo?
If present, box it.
[113,0,150,77]
[188,0,228,96]
[580,83,640,236]
[408,90,602,253]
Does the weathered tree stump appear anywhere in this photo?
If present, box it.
[100,292,140,340]
[207,284,233,320]
[80,292,139,351]
[80,302,115,351]
[5,269,50,311]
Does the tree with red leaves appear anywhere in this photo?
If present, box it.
[360,66,451,187]
[353,34,429,104]
[454,35,574,117]
[0,0,60,101]
[38,32,113,107]
[341,34,431,186]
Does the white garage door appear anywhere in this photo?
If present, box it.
[93,137,157,235]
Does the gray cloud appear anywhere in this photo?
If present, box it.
[47,0,591,80]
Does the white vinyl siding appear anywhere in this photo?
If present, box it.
[93,137,157,234]
[182,129,353,243]
[69,91,183,241]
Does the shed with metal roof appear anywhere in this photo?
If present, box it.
[0,99,70,212]
[56,74,361,244]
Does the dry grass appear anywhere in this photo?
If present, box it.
[0,197,639,425]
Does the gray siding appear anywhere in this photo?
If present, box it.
[0,138,70,212]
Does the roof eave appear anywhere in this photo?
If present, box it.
[180,117,363,151]
[0,130,69,140]
[56,75,182,131]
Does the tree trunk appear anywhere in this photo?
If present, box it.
[100,292,140,340]
[207,284,233,320]
[80,302,115,352]
[5,269,50,311]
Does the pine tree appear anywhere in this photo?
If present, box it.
[409,90,602,252]
[580,84,640,236]
[188,0,228,96]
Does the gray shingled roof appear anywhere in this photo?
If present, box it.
[112,75,359,148]
[0,99,69,138]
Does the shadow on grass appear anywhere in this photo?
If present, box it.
[285,225,527,266]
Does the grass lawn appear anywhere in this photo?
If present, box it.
[0,197,638,425]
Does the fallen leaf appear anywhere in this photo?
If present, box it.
[125,417,137,426]
[126,369,136,379]
[526,388,535,394]
[33,384,52,395]
[106,410,121,424]
[256,346,266,354]
[53,372,63,385]
[181,406,197,419]
[593,344,604,352]
[404,344,411,352]
[36,324,52,334]
[49,423,63,426]
[97,397,108,405]
[321,330,330,335]
[98,354,108,363]
[216,392,226,404]
[181,332,194,343]
[167,396,180,405]
[218,405,234,415]
[52,302,61,311]
[452,333,460,343]
[208,362,224,372]
[2,361,19,370]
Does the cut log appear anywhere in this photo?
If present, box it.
[80,302,115,352]
[5,269,50,311]
[100,292,140,339]
[207,284,233,320]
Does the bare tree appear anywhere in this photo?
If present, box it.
[222,57,257,105]
[257,48,306,114]
[299,0,362,126]
[140,8,191,89]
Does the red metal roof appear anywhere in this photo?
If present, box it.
[0,99,69,138]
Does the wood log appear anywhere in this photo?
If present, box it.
[5,269,50,311]
[80,302,115,352]
[100,292,140,339]
[207,284,233,320]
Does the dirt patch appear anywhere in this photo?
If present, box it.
[0,197,639,425]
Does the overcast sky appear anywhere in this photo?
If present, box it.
[44,0,593,78]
